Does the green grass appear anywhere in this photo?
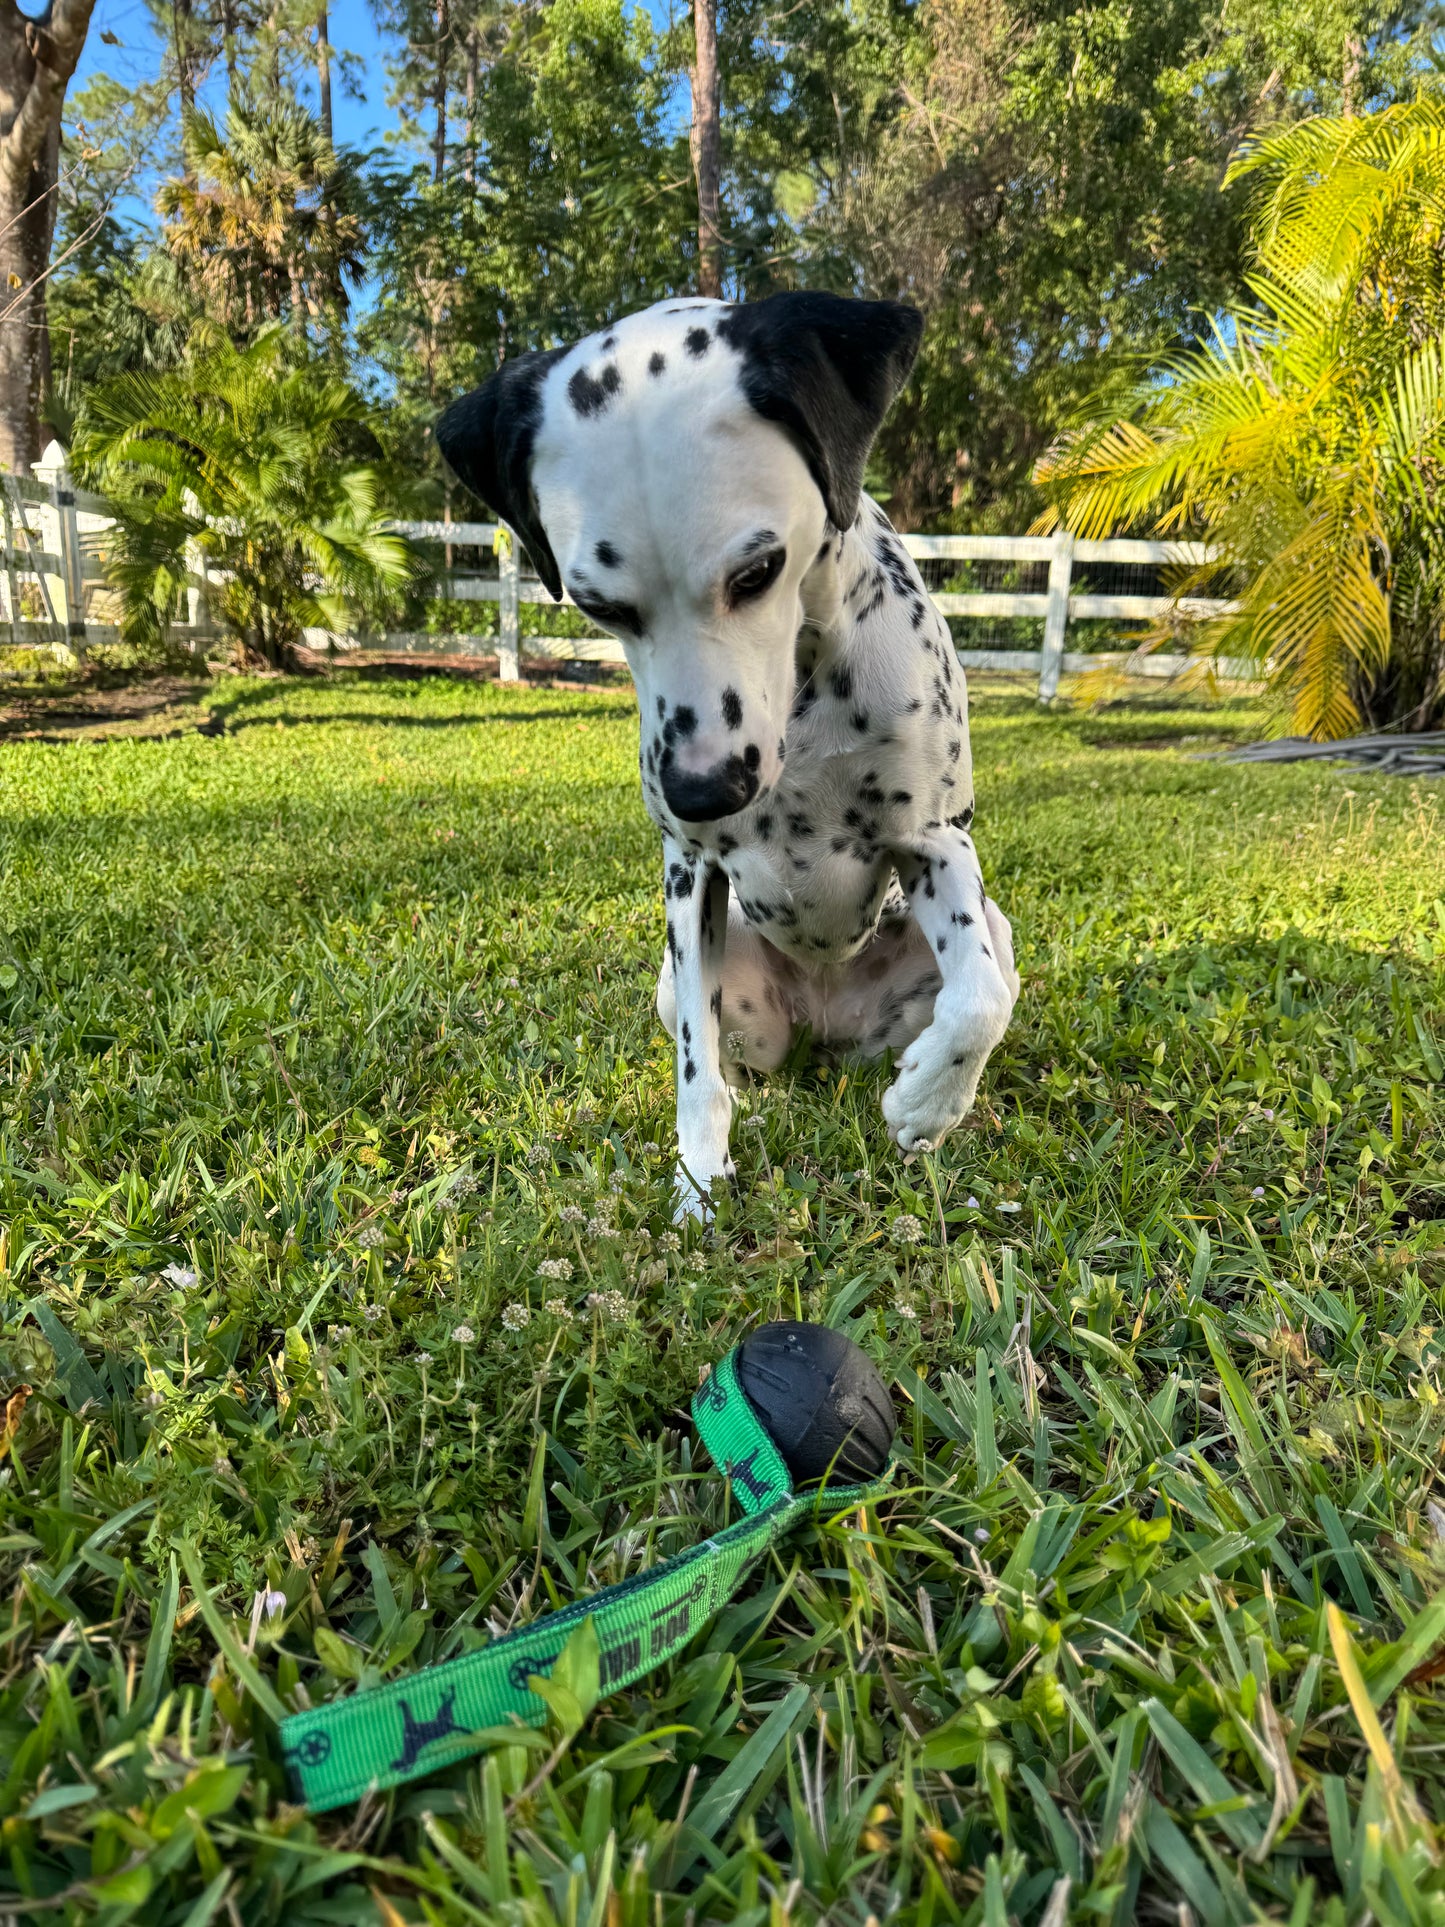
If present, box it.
[1,674,1443,1926]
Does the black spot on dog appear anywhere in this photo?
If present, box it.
[669,862,695,899]
[891,789,912,804]
[681,1021,691,1044]
[672,706,697,739]
[568,364,622,417]
[851,711,869,732]
[721,687,743,729]
[595,540,622,568]
[656,696,666,717]
[648,351,666,377]
[757,813,773,839]
[685,327,710,358]
[710,987,723,1015]
[739,997,753,1014]
[830,666,852,701]
[684,1057,696,1081]
[952,804,975,830]
[743,743,761,771]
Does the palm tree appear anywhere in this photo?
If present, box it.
[1035,100,1445,739]
[157,96,366,345]
[73,327,414,665]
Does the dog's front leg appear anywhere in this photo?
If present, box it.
[882,825,1020,1153]
[664,841,734,1219]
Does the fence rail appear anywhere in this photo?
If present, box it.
[372,520,1242,699]
[0,454,1247,701]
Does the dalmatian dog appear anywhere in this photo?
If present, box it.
[438,291,1019,1217]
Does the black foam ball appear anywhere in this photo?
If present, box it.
[735,1321,896,1484]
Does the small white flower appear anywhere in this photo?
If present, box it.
[262,1589,286,1620]
[424,1432,438,1448]
[638,1260,667,1287]
[538,1256,574,1282]
[742,1115,766,1131]
[576,1105,597,1125]
[998,1202,1022,1214]
[973,1526,990,1545]
[643,1141,661,1157]
[545,1298,574,1320]
[1252,1186,1266,1199]
[587,1290,630,1322]
[896,1302,919,1321]
[890,1213,925,1245]
[416,1352,432,1366]
[635,1228,652,1245]
[446,1171,478,1198]
[506,976,520,989]
[727,1030,749,1055]
[501,1302,532,1332]
[163,1262,199,1288]
[966,1196,980,1209]
[587,1216,619,1238]
[363,1303,382,1322]
[525,1142,550,1167]
[912,1137,934,1153]
[356,1223,384,1249]
[657,1231,681,1252]
[451,1323,476,1344]
[560,1204,585,1224]
[609,1171,627,1192]
[688,1251,707,1271]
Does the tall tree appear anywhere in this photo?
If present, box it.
[0,0,98,472]
[690,0,721,295]
[315,2,332,139]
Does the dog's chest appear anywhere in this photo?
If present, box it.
[713,757,904,963]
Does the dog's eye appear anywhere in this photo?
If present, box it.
[728,548,785,606]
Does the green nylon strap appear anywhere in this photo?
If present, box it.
[281,1345,887,1811]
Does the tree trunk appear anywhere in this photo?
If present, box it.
[690,0,722,297]
[433,0,449,183]
[0,0,99,475]
[464,22,477,184]
[316,3,332,141]
[221,0,237,96]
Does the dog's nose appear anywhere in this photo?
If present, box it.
[661,754,759,822]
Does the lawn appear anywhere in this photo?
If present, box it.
[1,672,1443,1926]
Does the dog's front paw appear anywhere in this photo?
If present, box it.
[882,1036,977,1153]
[673,1159,735,1224]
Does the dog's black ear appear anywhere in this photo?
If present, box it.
[717,293,923,531]
[435,347,568,600]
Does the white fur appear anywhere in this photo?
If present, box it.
[526,298,1020,1214]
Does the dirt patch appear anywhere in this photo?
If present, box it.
[0,672,228,743]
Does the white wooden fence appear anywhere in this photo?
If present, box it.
[0,456,1243,700]
[374,520,1243,700]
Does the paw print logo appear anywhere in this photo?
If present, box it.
[295,1730,332,1768]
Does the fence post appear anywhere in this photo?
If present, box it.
[497,528,520,682]
[1037,528,1074,702]
[1,488,18,639]
[52,464,88,660]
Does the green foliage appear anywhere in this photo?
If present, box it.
[1,679,1443,1919]
[360,0,692,498]
[1037,99,1445,738]
[71,330,414,663]
[157,97,367,348]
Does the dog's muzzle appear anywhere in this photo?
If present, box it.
[661,754,760,823]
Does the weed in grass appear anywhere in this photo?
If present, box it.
[0,677,1442,1923]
